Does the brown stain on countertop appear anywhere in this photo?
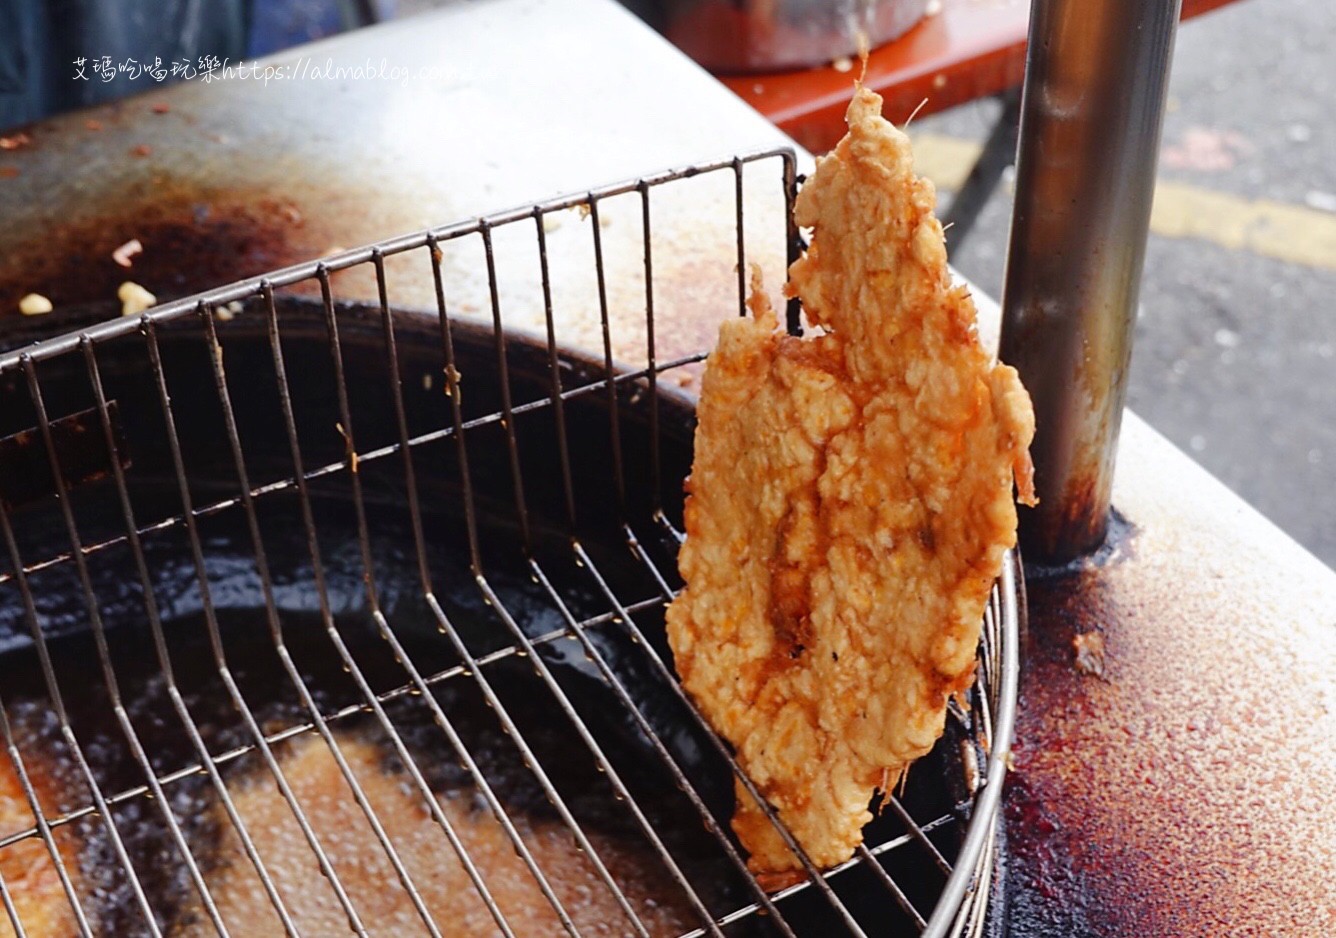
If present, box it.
[0,181,324,315]
[1005,416,1336,937]
[0,93,453,319]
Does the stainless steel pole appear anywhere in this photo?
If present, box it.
[999,0,1182,563]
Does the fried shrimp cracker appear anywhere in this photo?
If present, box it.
[665,84,1036,878]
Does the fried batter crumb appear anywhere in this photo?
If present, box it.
[1073,631,1107,678]
[665,84,1036,877]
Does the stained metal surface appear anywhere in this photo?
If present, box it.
[1003,410,1336,935]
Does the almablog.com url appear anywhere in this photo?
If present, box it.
[73,56,452,86]
[213,57,452,85]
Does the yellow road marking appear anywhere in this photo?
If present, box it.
[909,133,1336,272]
[909,134,985,191]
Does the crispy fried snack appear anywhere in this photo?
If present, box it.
[665,84,1036,879]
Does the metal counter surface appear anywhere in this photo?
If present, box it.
[1,0,1333,932]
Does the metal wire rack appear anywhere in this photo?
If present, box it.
[0,148,1019,937]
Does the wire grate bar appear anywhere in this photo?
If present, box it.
[733,158,747,318]
[372,253,434,596]
[532,212,580,535]
[888,795,953,877]
[0,869,25,938]
[262,283,450,938]
[589,199,629,521]
[27,349,278,936]
[526,556,800,938]
[0,719,92,936]
[1,484,161,935]
[0,349,706,590]
[317,266,385,614]
[293,275,536,938]
[473,575,722,937]
[677,811,960,938]
[0,597,667,851]
[478,226,535,554]
[81,337,302,935]
[428,236,484,571]
[854,843,930,930]
[639,183,664,515]
[570,538,870,938]
[149,316,371,937]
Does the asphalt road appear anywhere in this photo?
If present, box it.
[915,0,1336,568]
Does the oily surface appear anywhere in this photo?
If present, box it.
[0,741,82,937]
[665,85,1036,876]
[183,733,696,937]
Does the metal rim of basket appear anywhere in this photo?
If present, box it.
[0,147,1021,937]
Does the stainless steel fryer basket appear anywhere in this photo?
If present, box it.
[0,149,1019,938]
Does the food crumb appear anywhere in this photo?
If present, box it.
[130,144,152,158]
[0,167,19,179]
[0,132,32,151]
[118,281,156,316]
[85,119,103,131]
[112,238,143,268]
[18,293,53,316]
[1072,631,1107,679]
[151,102,171,114]
[541,214,562,233]
[960,740,979,794]
[831,56,854,73]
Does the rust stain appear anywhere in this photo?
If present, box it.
[1021,470,1103,562]
[1006,505,1336,935]
[0,98,440,320]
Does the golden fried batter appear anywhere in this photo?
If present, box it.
[665,84,1036,878]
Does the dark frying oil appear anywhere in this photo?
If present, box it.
[0,496,748,936]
